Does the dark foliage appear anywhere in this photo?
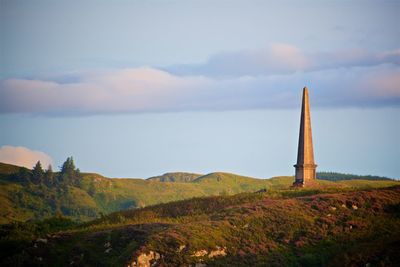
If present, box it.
[0,216,77,266]
[317,171,394,181]
[31,161,45,184]
[59,157,82,186]
[43,165,54,187]
[12,167,32,184]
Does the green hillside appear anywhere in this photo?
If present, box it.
[147,172,203,182]
[2,185,399,266]
[0,162,284,224]
[1,161,399,225]
[0,162,21,176]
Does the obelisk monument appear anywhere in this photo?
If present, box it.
[293,87,317,186]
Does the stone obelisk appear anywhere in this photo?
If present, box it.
[293,87,317,186]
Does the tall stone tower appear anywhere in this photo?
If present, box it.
[293,87,317,186]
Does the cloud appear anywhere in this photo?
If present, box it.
[0,145,53,169]
[0,45,399,115]
[0,67,212,114]
[167,44,400,77]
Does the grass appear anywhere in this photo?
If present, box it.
[0,162,399,224]
[2,185,399,266]
[1,162,399,266]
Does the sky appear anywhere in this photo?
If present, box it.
[0,0,399,179]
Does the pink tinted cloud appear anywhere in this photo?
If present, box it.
[168,45,400,77]
[0,145,53,169]
[268,43,309,70]
[0,46,399,115]
[362,67,400,97]
[0,67,212,114]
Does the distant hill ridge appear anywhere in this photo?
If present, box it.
[147,171,396,183]
[0,161,398,224]
[148,171,396,183]
[317,171,395,181]
[147,172,203,182]
[147,172,264,184]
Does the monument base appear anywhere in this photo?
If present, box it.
[292,181,304,188]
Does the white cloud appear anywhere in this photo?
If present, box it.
[0,145,53,169]
[0,46,399,115]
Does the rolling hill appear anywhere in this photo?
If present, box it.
[146,172,203,182]
[0,162,287,224]
[1,184,399,266]
[0,162,399,225]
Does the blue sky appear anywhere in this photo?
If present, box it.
[0,0,399,178]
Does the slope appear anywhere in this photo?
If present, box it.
[0,162,399,225]
[2,185,400,266]
[0,163,279,224]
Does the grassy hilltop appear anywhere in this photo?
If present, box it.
[0,161,290,224]
[1,161,399,266]
[0,162,398,224]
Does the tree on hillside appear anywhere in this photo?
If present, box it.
[44,165,54,187]
[32,161,44,184]
[61,157,75,176]
[316,172,393,181]
[14,167,32,184]
[58,157,81,186]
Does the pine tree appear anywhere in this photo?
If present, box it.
[32,161,44,184]
[59,157,81,185]
[61,157,75,176]
[44,164,54,187]
[75,168,82,186]
[15,167,32,184]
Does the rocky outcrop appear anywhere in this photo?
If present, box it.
[191,246,227,259]
[208,247,227,258]
[126,246,226,267]
[192,249,208,257]
[177,244,186,252]
[127,251,160,267]
[36,238,48,244]
[104,241,112,253]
